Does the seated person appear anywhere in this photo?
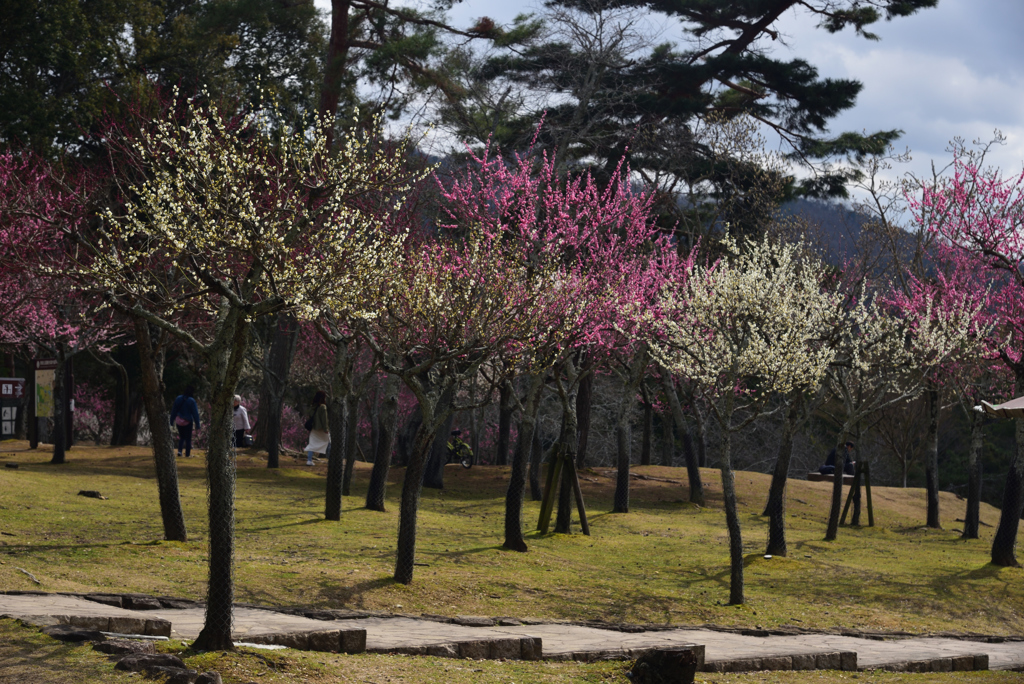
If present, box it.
[819,441,855,475]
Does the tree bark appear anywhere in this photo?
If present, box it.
[504,374,544,552]
[254,314,298,468]
[764,393,802,556]
[660,371,703,505]
[366,374,399,512]
[963,407,983,539]
[529,414,544,501]
[422,412,454,489]
[341,398,358,495]
[576,367,593,467]
[325,341,351,521]
[495,380,513,466]
[924,383,941,529]
[718,398,744,605]
[109,355,132,446]
[660,410,674,467]
[49,346,67,464]
[134,319,187,542]
[640,387,653,467]
[614,347,649,513]
[825,431,851,542]
[192,307,250,652]
[991,418,1024,567]
[319,0,352,150]
[554,369,579,533]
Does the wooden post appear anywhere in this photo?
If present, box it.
[864,461,874,527]
[564,459,590,536]
[536,447,564,534]
[840,462,862,526]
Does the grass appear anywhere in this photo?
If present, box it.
[0,439,1021,639]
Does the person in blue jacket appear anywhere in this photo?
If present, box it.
[170,385,201,458]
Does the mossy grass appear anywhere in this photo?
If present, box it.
[0,440,1021,635]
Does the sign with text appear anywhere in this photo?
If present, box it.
[35,369,54,418]
[0,377,25,400]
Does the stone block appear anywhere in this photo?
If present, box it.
[195,672,222,684]
[143,665,197,684]
[814,652,840,670]
[700,660,724,673]
[84,594,122,608]
[93,639,156,656]
[68,616,110,632]
[426,643,459,658]
[145,619,172,638]
[458,640,490,659]
[392,645,427,655]
[950,655,974,671]
[759,656,792,670]
[721,658,761,672]
[114,653,188,672]
[41,624,106,643]
[489,638,522,660]
[973,654,989,671]
[108,617,148,635]
[455,616,495,627]
[124,596,162,610]
[790,654,816,670]
[520,636,542,661]
[339,628,366,654]
[308,630,341,652]
[931,658,952,672]
[840,651,858,671]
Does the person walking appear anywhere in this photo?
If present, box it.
[170,385,201,458]
[304,390,330,465]
[232,395,250,449]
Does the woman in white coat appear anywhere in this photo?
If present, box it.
[304,390,330,465]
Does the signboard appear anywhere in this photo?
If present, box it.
[1,406,15,436]
[35,368,54,418]
[0,378,25,399]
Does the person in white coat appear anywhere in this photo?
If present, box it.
[232,395,251,449]
[304,390,330,465]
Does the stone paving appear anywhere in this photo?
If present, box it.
[2,592,1022,673]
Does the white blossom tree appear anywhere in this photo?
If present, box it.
[648,236,842,605]
[65,92,421,650]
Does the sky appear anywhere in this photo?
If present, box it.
[316,0,1024,197]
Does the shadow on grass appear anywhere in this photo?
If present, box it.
[320,575,397,608]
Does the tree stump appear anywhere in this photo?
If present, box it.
[627,646,700,684]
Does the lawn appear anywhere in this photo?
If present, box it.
[0,439,1021,640]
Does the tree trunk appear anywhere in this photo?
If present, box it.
[529,414,544,501]
[134,319,187,542]
[422,412,454,489]
[660,371,703,505]
[319,0,352,150]
[109,356,132,446]
[504,375,544,551]
[470,405,481,465]
[254,314,298,468]
[192,308,250,652]
[324,341,351,522]
[693,402,708,468]
[925,383,941,529]
[963,407,983,539]
[576,368,593,468]
[718,401,744,605]
[991,418,1024,567]
[660,411,674,467]
[764,393,802,556]
[393,382,452,584]
[554,370,580,533]
[640,388,653,467]
[614,347,649,513]
[49,347,67,464]
[495,380,513,466]
[366,374,399,512]
[341,398,358,495]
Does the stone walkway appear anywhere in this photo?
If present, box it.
[2,592,1022,673]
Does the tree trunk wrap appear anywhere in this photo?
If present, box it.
[925,384,941,529]
[764,394,801,556]
[134,319,187,543]
[496,380,513,466]
[504,375,543,552]
[342,398,358,495]
[660,371,703,505]
[963,407,983,539]
[193,309,250,652]
[991,418,1024,567]
[366,374,399,512]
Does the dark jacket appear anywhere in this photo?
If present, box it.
[170,395,201,428]
[312,403,328,433]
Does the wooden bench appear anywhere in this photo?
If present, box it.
[807,471,856,484]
